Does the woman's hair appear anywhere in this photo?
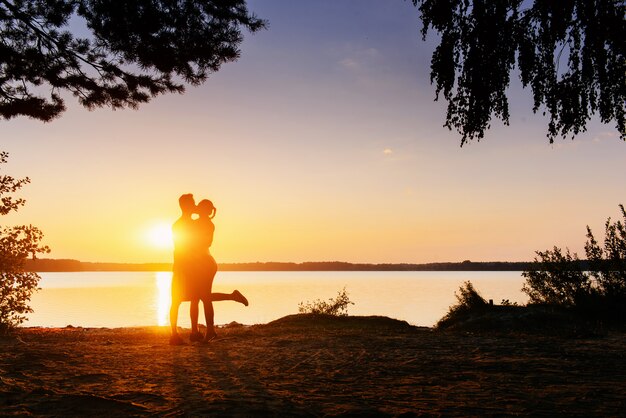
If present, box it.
[197,199,216,219]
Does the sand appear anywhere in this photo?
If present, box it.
[1,314,625,417]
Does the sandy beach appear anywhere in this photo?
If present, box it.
[1,315,625,417]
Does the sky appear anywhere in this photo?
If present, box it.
[2,0,625,265]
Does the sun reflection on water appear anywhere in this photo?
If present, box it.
[156,272,172,326]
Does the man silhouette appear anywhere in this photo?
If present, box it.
[169,193,196,345]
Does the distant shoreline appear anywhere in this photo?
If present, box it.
[25,258,534,272]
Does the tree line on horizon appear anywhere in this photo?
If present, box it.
[23,258,614,273]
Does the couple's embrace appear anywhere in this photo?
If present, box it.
[169,194,248,345]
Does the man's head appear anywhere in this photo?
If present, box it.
[178,193,196,215]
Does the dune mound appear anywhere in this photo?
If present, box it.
[264,313,419,331]
[437,304,607,336]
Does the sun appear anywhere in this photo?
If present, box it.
[147,223,173,248]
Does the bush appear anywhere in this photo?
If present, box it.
[298,287,354,316]
[0,152,49,334]
[522,205,626,321]
[585,205,626,301]
[521,246,590,307]
[436,281,487,329]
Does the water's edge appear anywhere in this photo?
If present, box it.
[26,271,527,328]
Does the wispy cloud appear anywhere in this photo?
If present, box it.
[592,131,619,143]
[337,46,383,74]
[334,44,417,95]
[339,58,360,71]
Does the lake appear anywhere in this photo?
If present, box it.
[24,271,529,328]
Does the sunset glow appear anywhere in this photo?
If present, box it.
[4,2,623,416]
[3,1,624,265]
[147,223,174,249]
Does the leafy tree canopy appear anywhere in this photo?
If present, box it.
[413,0,625,145]
[0,0,266,121]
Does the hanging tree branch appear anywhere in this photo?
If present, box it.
[0,0,266,121]
[413,0,625,145]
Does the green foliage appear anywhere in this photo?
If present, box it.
[298,287,354,316]
[413,0,625,145]
[522,205,626,319]
[0,0,266,121]
[436,281,487,328]
[0,152,49,333]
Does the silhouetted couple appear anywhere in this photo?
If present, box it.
[169,194,248,345]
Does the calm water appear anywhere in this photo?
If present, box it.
[24,271,528,328]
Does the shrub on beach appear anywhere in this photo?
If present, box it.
[298,287,354,316]
[521,246,590,307]
[436,281,488,329]
[522,204,626,321]
[0,152,49,334]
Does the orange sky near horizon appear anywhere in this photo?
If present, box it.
[2,1,625,265]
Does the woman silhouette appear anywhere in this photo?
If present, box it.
[187,199,248,343]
